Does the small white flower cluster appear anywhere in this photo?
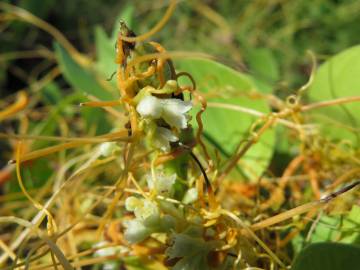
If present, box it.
[123,171,177,243]
[123,197,160,243]
[136,80,192,152]
[146,172,176,195]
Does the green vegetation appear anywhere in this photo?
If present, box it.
[0,1,359,269]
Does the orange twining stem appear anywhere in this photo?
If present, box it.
[154,147,190,166]
[115,39,126,66]
[12,130,131,163]
[125,51,212,80]
[0,91,28,121]
[79,100,122,107]
[149,41,177,86]
[193,90,212,162]
[260,155,305,210]
[175,71,211,163]
[308,167,321,200]
[277,208,318,247]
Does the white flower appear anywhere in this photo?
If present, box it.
[125,196,142,211]
[125,196,160,222]
[153,126,178,152]
[136,95,192,130]
[123,219,151,243]
[146,172,177,194]
[182,187,198,204]
[136,95,162,118]
[161,98,192,130]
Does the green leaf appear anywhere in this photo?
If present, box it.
[292,206,360,254]
[94,26,117,80]
[291,243,360,270]
[341,205,360,245]
[308,45,360,144]
[247,48,279,92]
[54,43,116,101]
[176,58,275,179]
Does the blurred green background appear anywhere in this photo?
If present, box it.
[2,0,360,98]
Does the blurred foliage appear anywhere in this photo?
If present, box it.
[2,0,360,96]
[1,0,360,269]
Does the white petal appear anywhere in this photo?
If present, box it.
[134,199,159,221]
[162,111,187,130]
[182,187,198,204]
[146,174,154,190]
[161,99,192,114]
[125,196,141,211]
[157,127,178,142]
[136,95,162,118]
[156,173,177,194]
[153,127,178,152]
[123,219,151,243]
[160,99,192,130]
[153,135,170,152]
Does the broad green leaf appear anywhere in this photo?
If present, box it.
[309,206,360,245]
[54,43,116,101]
[308,45,360,144]
[176,58,275,179]
[247,48,279,93]
[291,243,360,270]
[292,205,360,253]
[341,205,360,245]
[95,26,117,81]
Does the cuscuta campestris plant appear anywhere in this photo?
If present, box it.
[1,1,359,269]
[84,17,359,270]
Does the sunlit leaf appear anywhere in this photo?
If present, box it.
[247,48,279,93]
[292,205,360,254]
[95,26,117,81]
[54,43,116,101]
[177,58,275,179]
[308,45,360,144]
